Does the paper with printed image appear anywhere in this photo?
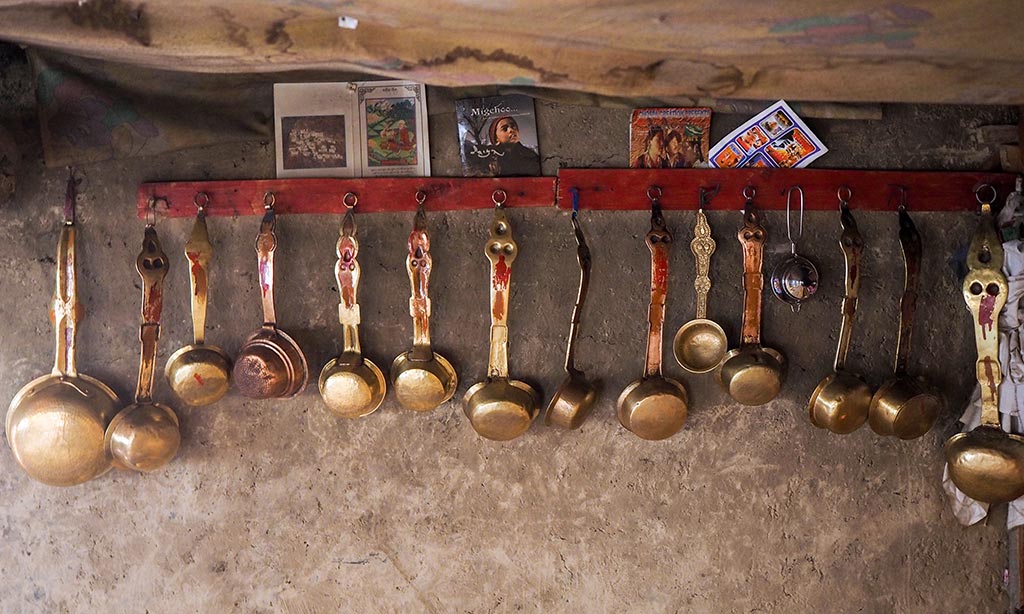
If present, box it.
[709,100,827,169]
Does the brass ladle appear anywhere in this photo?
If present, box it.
[164,192,232,407]
[945,186,1024,504]
[869,188,943,439]
[233,192,309,399]
[463,189,540,441]
[808,187,872,434]
[6,171,120,486]
[320,193,387,418]
[391,191,458,412]
[105,222,181,472]
[673,184,728,373]
[717,187,786,406]
[617,186,689,440]
[545,187,598,429]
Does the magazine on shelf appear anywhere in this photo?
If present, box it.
[709,100,827,169]
[274,80,430,178]
[629,107,712,169]
[455,94,541,177]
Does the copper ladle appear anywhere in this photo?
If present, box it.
[105,222,181,472]
[545,188,598,430]
[233,192,309,399]
[868,188,942,439]
[945,185,1024,504]
[617,187,689,440]
[391,191,458,412]
[320,193,387,418]
[673,184,728,373]
[808,186,872,434]
[717,187,786,406]
[164,192,232,407]
[6,171,120,486]
[463,189,540,441]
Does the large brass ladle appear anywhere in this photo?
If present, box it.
[617,187,689,440]
[868,190,943,439]
[320,193,387,418]
[545,188,598,429]
[673,185,728,373]
[808,187,872,434]
[164,192,232,407]
[6,172,120,486]
[233,193,309,399]
[391,191,458,412]
[945,187,1024,504]
[717,187,786,406]
[464,190,540,441]
[105,224,181,472]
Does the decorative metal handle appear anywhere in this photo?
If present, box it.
[565,211,592,373]
[337,194,362,363]
[738,194,766,346]
[485,204,517,379]
[691,207,715,319]
[833,201,863,371]
[51,223,81,378]
[643,210,672,378]
[964,201,1006,429]
[407,192,433,361]
[894,206,922,375]
[185,197,213,346]
[135,226,168,403]
[255,202,278,327]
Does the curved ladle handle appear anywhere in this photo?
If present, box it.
[963,203,1006,428]
[185,208,213,346]
[485,206,517,379]
[894,207,922,375]
[644,210,672,378]
[738,199,766,346]
[565,212,592,373]
[337,205,363,363]
[407,203,433,361]
[135,226,168,403]
[255,207,278,327]
[691,208,716,319]
[834,203,863,371]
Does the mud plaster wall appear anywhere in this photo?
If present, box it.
[0,67,1021,612]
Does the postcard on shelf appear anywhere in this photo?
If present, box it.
[708,100,827,169]
[274,80,430,178]
[629,107,712,169]
[455,94,541,177]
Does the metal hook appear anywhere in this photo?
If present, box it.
[145,197,158,228]
[415,190,427,210]
[570,187,580,219]
[263,191,276,210]
[837,186,853,209]
[194,191,210,212]
[785,186,804,252]
[647,185,663,203]
[742,185,756,201]
[492,189,507,208]
[648,186,665,228]
[886,185,908,212]
[975,183,997,206]
[343,191,358,210]
[698,184,720,210]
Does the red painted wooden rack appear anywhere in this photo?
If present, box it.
[137,169,1019,218]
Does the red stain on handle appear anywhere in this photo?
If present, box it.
[186,250,206,298]
[979,294,996,340]
[493,254,510,291]
[653,249,668,290]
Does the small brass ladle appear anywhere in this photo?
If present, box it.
[320,193,387,418]
[105,221,181,472]
[545,188,598,429]
[165,192,232,407]
[391,191,458,412]
[617,187,689,440]
[717,187,786,406]
[945,185,1024,504]
[6,171,120,486]
[673,184,728,373]
[464,189,540,441]
[808,187,872,434]
[868,188,943,439]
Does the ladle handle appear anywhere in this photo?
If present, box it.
[337,207,363,362]
[834,204,864,371]
[135,226,168,403]
[485,206,518,379]
[565,214,592,373]
[256,207,278,327]
[964,204,1006,428]
[51,223,81,378]
[738,202,766,346]
[644,222,672,378]
[691,208,716,320]
[894,207,922,375]
[407,218,433,361]
[185,209,213,346]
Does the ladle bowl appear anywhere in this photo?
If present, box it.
[319,356,386,418]
[234,327,308,399]
[718,346,785,407]
[391,352,457,412]
[165,344,232,406]
[105,401,181,472]
[868,377,942,439]
[617,376,687,441]
[808,371,872,433]
[945,428,1024,504]
[464,378,539,441]
[545,370,597,430]
[673,319,727,374]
